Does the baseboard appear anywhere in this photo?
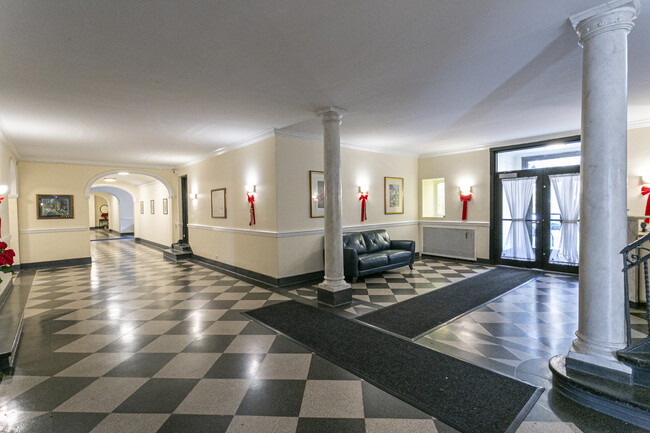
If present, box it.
[630,301,647,310]
[90,226,103,230]
[422,253,490,264]
[19,257,92,270]
[192,254,323,288]
[120,232,135,237]
[134,237,168,251]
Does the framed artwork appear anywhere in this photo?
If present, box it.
[150,200,155,214]
[140,201,144,214]
[211,188,227,218]
[309,170,325,218]
[37,194,74,219]
[384,177,404,214]
[162,198,169,215]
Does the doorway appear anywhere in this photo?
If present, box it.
[490,137,581,273]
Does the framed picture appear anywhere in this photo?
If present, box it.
[211,188,227,218]
[162,198,169,215]
[37,194,74,219]
[140,201,144,214]
[309,170,325,218]
[384,177,404,214]
[150,200,155,214]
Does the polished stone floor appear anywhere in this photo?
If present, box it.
[0,240,647,432]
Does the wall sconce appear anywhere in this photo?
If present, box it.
[459,184,472,221]
[0,185,8,195]
[642,174,650,185]
[246,185,256,226]
[358,186,369,222]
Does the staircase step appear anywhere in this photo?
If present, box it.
[0,277,27,370]
[171,243,192,253]
[163,248,192,262]
[617,338,650,387]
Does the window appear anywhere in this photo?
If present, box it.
[422,178,445,217]
[496,141,580,172]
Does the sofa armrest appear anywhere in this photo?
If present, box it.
[390,240,415,264]
[343,248,359,277]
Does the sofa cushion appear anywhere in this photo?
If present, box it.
[358,252,389,270]
[343,232,368,255]
[385,249,412,264]
[361,230,391,253]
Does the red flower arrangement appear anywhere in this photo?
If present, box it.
[0,241,15,284]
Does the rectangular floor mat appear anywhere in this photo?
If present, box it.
[357,267,540,338]
[245,300,542,433]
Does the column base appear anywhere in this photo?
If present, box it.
[567,342,631,383]
[318,279,351,307]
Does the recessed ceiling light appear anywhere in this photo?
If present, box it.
[118,172,129,175]
[104,178,117,182]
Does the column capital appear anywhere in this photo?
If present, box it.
[316,106,347,124]
[569,0,640,46]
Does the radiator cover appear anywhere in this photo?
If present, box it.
[422,226,476,261]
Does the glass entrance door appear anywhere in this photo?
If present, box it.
[491,138,581,272]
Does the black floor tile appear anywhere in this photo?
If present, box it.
[182,335,236,353]
[239,321,277,335]
[268,335,311,354]
[204,354,266,379]
[307,356,359,380]
[236,379,305,416]
[104,353,176,377]
[8,377,97,411]
[241,293,272,300]
[92,321,147,335]
[13,352,90,376]
[114,378,199,413]
[296,417,365,433]
[97,334,158,353]
[202,300,238,309]
[361,381,429,419]
[166,320,214,335]
[153,309,195,320]
[217,310,250,322]
[157,414,232,433]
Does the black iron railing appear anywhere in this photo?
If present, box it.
[621,231,650,345]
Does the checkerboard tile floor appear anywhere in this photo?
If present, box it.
[3,241,453,433]
[286,258,493,316]
[2,239,646,432]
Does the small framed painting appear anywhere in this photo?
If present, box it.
[309,170,325,218]
[140,201,144,214]
[384,177,404,214]
[162,198,169,215]
[37,194,74,219]
[211,188,227,218]
[150,200,155,214]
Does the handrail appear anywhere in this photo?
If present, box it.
[621,231,650,346]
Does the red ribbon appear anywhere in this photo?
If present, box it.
[642,186,650,224]
[359,193,368,222]
[460,193,472,221]
[247,193,256,226]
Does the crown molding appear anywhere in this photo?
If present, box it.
[627,118,650,130]
[274,129,418,158]
[177,129,276,168]
[17,156,172,170]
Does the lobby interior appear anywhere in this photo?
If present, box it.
[0,1,649,432]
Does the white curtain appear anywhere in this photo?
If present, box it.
[549,173,580,265]
[502,177,536,260]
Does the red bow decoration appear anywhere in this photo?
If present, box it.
[0,197,4,204]
[642,185,650,224]
[359,193,368,222]
[247,193,256,226]
[460,193,472,221]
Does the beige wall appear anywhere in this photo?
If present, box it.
[628,126,650,219]
[418,150,491,259]
[275,135,419,278]
[137,181,173,246]
[178,137,279,277]
[17,161,177,264]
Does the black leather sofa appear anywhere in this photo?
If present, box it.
[342,229,415,282]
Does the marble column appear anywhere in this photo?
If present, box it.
[568,0,640,370]
[317,107,351,306]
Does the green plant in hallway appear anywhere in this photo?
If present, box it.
[0,241,16,283]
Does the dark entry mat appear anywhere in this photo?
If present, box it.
[357,267,540,339]
[245,300,542,433]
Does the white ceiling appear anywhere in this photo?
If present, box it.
[1,1,648,168]
[94,173,158,187]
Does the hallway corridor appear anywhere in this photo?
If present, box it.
[0,241,646,432]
